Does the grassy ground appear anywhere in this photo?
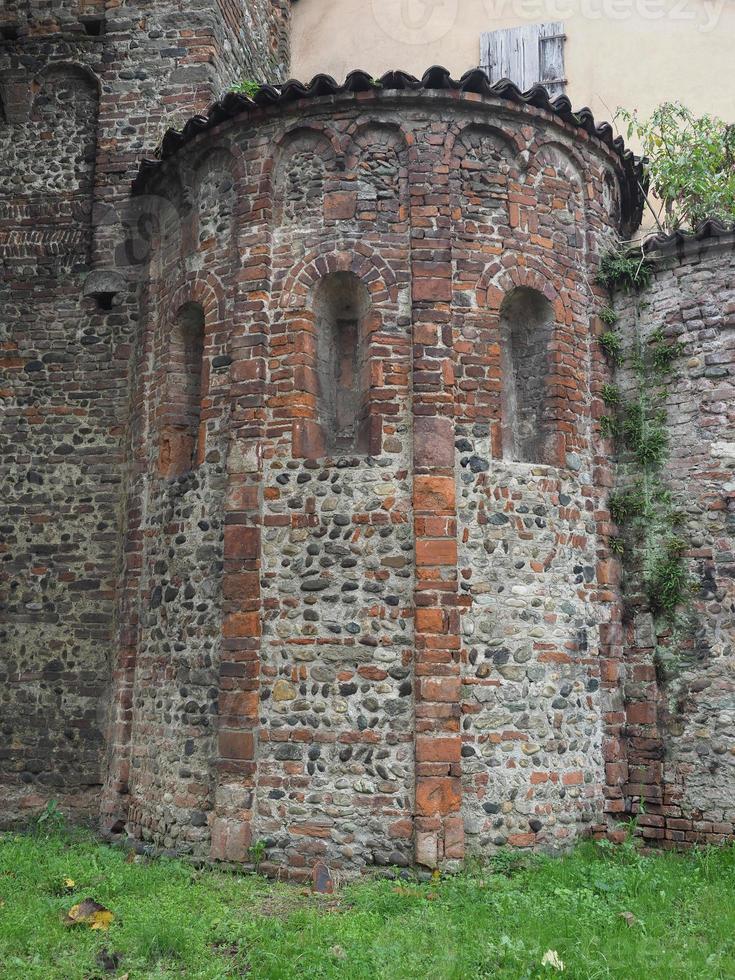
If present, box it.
[0,830,733,979]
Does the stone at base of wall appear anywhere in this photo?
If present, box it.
[0,786,101,830]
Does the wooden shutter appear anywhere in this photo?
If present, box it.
[480,22,566,97]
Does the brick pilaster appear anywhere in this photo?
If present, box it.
[410,129,464,868]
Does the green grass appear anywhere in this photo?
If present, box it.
[1,832,734,979]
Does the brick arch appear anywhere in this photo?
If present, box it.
[476,264,569,322]
[528,137,587,179]
[272,121,343,161]
[145,175,187,286]
[442,119,526,168]
[35,60,100,94]
[167,274,227,330]
[155,275,227,474]
[277,242,399,310]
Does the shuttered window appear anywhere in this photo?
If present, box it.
[480,22,567,97]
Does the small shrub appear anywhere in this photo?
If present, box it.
[618,101,735,230]
[249,838,267,873]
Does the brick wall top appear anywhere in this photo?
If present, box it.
[131,64,645,234]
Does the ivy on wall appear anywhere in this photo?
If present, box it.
[597,246,693,671]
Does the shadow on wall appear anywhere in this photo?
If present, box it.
[500,286,556,464]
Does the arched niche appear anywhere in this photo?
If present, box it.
[158,301,206,479]
[454,125,517,232]
[352,124,407,225]
[192,148,236,256]
[142,175,186,288]
[30,63,99,195]
[500,286,556,464]
[313,271,373,455]
[273,128,335,228]
[530,142,586,251]
[602,170,622,227]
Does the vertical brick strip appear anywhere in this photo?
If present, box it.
[410,129,464,867]
[209,150,270,862]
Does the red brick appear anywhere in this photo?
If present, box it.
[418,677,461,703]
[416,736,461,762]
[416,777,462,816]
[416,539,457,566]
[224,525,260,560]
[414,475,456,514]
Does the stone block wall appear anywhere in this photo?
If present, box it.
[608,228,735,846]
[117,86,634,875]
[0,0,291,826]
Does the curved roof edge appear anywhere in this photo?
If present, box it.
[131,65,646,230]
[642,218,735,254]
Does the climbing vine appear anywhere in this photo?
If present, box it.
[597,247,692,651]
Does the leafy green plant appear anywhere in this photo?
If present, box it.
[599,330,624,365]
[618,102,735,230]
[609,536,625,557]
[650,329,686,373]
[249,838,267,874]
[232,78,260,98]
[596,247,653,293]
[599,414,621,439]
[646,537,691,614]
[601,383,621,407]
[622,402,668,467]
[608,487,647,525]
[597,305,619,326]
[34,799,66,837]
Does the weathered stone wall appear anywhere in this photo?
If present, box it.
[120,88,632,875]
[0,0,291,826]
[609,229,735,846]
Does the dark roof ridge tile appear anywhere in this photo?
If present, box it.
[132,64,645,229]
[642,217,735,253]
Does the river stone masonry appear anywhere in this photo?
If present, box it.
[2,0,734,877]
[115,79,642,878]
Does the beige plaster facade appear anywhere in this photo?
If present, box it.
[291,0,734,127]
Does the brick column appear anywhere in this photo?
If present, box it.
[410,127,464,868]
